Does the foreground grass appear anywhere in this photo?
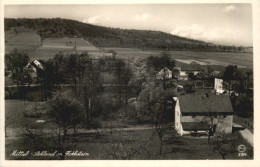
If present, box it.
[5,100,253,160]
[5,128,253,160]
[5,100,48,129]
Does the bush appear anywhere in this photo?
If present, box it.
[235,94,253,118]
[26,91,44,102]
[5,88,19,99]
[24,105,41,118]
[184,84,195,94]
[87,119,102,129]
[125,106,137,119]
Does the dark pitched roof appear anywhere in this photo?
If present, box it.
[209,65,226,72]
[182,122,209,131]
[28,60,46,72]
[179,94,233,114]
[30,62,44,71]
[180,64,201,71]
[37,60,47,66]
[173,67,181,71]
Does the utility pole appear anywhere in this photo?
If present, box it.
[124,55,129,112]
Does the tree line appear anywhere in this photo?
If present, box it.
[5,18,247,52]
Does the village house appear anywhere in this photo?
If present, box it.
[24,60,46,80]
[178,64,201,80]
[156,67,172,80]
[174,94,234,136]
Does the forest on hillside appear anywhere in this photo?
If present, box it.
[5,18,249,52]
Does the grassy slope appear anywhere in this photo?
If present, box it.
[5,100,253,160]
[5,28,102,61]
[5,27,41,45]
[5,129,253,160]
[5,100,47,128]
[5,27,41,54]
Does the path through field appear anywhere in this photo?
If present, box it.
[233,123,253,147]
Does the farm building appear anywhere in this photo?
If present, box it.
[175,59,209,66]
[174,94,234,136]
[178,64,201,80]
[156,67,172,80]
[181,64,201,75]
[24,60,46,80]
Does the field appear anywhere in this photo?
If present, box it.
[5,100,47,128]
[102,48,253,68]
[5,27,41,54]
[5,27,41,46]
[5,29,102,61]
[41,37,99,51]
[5,28,253,67]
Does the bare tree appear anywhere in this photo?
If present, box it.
[5,49,31,100]
[5,117,12,137]
[210,131,237,159]
[67,52,90,95]
[22,90,86,160]
[151,102,176,154]
[100,114,151,159]
[113,58,132,109]
[136,77,177,154]
[78,59,102,125]
[47,90,85,159]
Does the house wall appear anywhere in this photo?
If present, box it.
[156,68,172,80]
[180,115,233,134]
[26,64,37,79]
[174,98,183,135]
[34,60,44,70]
[180,71,187,76]
[179,71,188,80]
[216,115,233,134]
[193,71,200,75]
[214,78,224,94]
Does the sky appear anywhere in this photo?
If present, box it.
[4,4,253,46]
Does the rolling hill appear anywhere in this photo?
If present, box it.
[4,18,249,52]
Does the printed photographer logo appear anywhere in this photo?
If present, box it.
[238,144,247,157]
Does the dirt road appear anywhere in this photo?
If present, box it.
[233,123,253,147]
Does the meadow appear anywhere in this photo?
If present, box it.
[5,127,253,160]
[5,100,253,160]
[5,100,47,128]
[102,48,253,68]
[5,27,41,46]
[5,29,102,60]
[4,27,253,68]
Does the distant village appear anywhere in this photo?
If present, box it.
[5,39,253,160]
[5,46,253,135]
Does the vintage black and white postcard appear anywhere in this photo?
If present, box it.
[1,0,259,167]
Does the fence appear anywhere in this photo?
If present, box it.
[233,115,253,133]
